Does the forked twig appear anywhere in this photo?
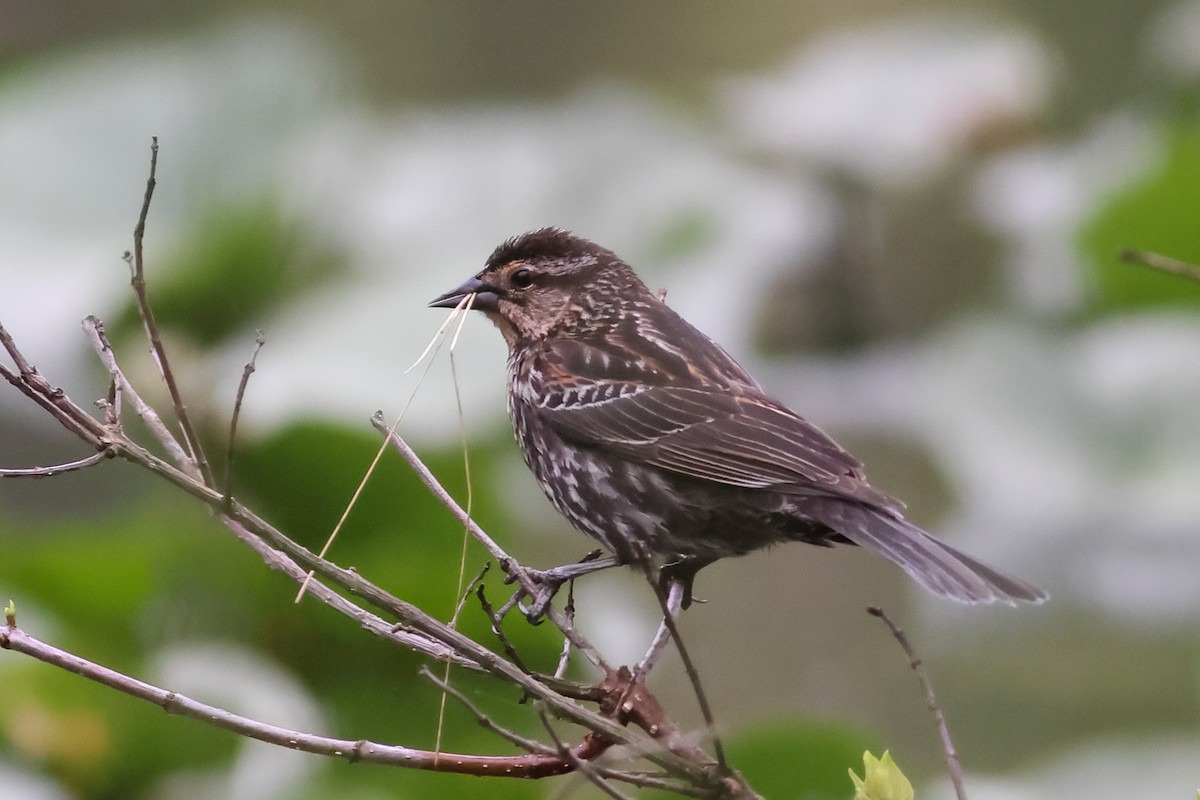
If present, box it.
[84,315,198,478]
[475,584,533,675]
[868,605,967,800]
[0,324,107,448]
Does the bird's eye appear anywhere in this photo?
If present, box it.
[510,268,535,289]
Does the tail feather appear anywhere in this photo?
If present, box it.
[813,501,1046,605]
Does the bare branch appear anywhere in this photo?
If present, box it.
[475,584,533,675]
[635,579,685,677]
[125,137,214,486]
[868,605,967,800]
[0,322,107,448]
[83,315,200,479]
[0,623,571,778]
[424,668,706,796]
[223,330,265,507]
[0,450,111,478]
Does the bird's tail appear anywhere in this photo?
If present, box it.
[814,500,1046,605]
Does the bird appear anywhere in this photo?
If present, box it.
[430,228,1045,610]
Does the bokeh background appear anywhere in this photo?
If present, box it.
[3,2,1200,798]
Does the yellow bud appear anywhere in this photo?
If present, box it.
[849,750,915,800]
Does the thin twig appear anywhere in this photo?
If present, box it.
[0,323,107,448]
[424,668,702,796]
[635,579,685,678]
[223,330,265,508]
[539,705,635,800]
[100,377,120,425]
[371,415,611,674]
[84,316,199,481]
[868,606,967,800]
[642,568,727,774]
[420,666,556,756]
[1121,249,1200,283]
[0,451,111,478]
[554,581,577,680]
[125,137,213,486]
[476,585,533,675]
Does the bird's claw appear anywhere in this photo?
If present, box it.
[499,566,570,624]
[501,551,615,624]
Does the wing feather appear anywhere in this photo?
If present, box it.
[532,341,900,509]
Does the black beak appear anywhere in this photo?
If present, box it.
[429,275,500,313]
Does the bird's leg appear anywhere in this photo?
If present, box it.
[634,577,686,678]
[658,555,715,609]
[503,551,620,623]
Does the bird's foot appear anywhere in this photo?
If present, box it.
[503,551,618,623]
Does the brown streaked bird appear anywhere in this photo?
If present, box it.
[431,228,1045,609]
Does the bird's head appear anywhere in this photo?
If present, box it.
[430,228,649,347]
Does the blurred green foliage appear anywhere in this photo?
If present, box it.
[1081,126,1200,313]
[645,719,875,800]
[111,199,343,347]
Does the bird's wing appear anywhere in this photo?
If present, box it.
[531,339,902,509]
